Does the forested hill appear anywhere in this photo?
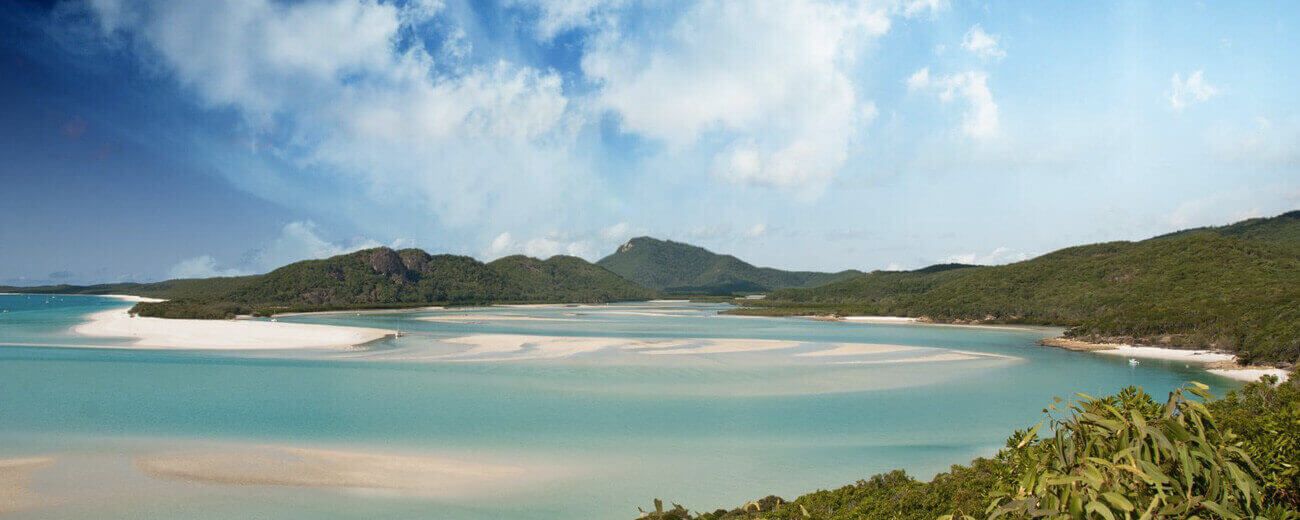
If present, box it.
[739,211,1300,365]
[6,247,657,319]
[596,237,863,295]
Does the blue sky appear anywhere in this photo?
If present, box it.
[1,0,1297,285]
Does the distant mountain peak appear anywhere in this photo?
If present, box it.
[597,236,861,295]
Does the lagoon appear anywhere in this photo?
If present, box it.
[0,295,1239,519]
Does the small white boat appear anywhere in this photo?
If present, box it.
[1128,358,1140,366]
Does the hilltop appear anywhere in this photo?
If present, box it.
[596,237,862,295]
[739,211,1300,365]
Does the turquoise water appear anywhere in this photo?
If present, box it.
[0,296,1240,519]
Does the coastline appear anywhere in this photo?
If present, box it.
[1038,337,1290,383]
[71,308,392,350]
[806,314,1048,332]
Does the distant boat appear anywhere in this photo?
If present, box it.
[1128,358,1140,366]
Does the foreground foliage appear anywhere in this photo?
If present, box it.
[637,379,1300,520]
[740,211,1300,364]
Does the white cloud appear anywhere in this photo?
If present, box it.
[167,255,248,279]
[601,222,631,241]
[908,68,999,139]
[166,221,399,279]
[485,231,598,259]
[941,246,1028,265]
[1167,70,1218,112]
[745,223,769,238]
[961,24,1004,60]
[578,0,943,190]
[84,0,587,230]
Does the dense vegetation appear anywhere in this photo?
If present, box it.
[0,275,260,300]
[597,237,863,295]
[636,378,1300,520]
[739,211,1300,365]
[120,247,656,318]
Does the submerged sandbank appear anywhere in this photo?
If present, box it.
[73,309,392,350]
[0,457,54,514]
[134,446,538,496]
[434,333,1008,366]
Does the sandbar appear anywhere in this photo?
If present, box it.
[134,446,536,496]
[73,308,392,350]
[0,457,54,514]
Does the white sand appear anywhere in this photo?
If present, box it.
[1207,368,1291,383]
[639,338,802,355]
[102,294,166,303]
[831,352,985,365]
[134,446,534,496]
[418,314,579,323]
[795,344,923,357]
[73,309,392,350]
[0,457,54,514]
[1094,345,1236,363]
[440,334,695,360]
[840,316,920,324]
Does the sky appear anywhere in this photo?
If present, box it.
[0,0,1297,285]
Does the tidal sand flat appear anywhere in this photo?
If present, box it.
[74,308,391,350]
[0,457,54,514]
[135,446,540,496]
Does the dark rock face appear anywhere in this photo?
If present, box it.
[369,248,407,277]
[398,249,430,273]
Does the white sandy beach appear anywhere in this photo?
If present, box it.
[0,457,54,514]
[1044,340,1290,383]
[73,308,392,350]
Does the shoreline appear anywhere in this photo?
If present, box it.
[71,308,393,350]
[1038,337,1290,383]
[806,314,1049,332]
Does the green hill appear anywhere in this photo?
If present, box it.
[595,237,863,295]
[740,211,1300,365]
[8,247,656,319]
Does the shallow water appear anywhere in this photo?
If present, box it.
[0,296,1241,519]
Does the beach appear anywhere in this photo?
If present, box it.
[73,308,391,350]
[1039,338,1290,383]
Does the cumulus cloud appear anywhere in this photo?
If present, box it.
[961,24,1004,60]
[908,67,999,139]
[577,0,944,190]
[166,221,401,279]
[941,246,1028,265]
[485,231,598,259]
[83,0,586,230]
[1167,70,1218,112]
[167,255,249,279]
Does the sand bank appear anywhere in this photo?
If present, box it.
[0,457,54,514]
[418,314,580,323]
[73,309,392,350]
[795,343,923,357]
[639,338,801,355]
[134,446,535,496]
[440,334,699,360]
